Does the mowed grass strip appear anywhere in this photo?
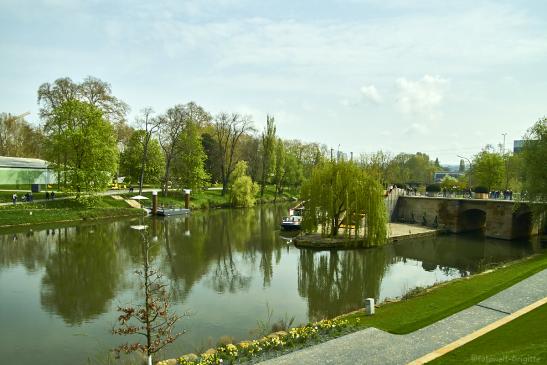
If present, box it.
[342,253,547,334]
[428,303,547,364]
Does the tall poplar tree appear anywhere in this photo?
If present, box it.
[259,115,276,197]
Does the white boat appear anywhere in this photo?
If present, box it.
[280,202,304,231]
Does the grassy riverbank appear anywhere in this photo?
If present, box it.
[162,252,547,365]
[0,196,142,227]
[429,303,547,364]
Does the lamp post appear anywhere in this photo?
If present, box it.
[457,155,473,192]
[501,133,507,155]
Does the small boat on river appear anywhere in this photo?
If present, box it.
[156,207,190,216]
[142,207,190,216]
[280,202,304,231]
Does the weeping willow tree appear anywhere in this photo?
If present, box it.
[301,160,387,247]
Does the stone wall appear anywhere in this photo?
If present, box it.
[393,196,537,240]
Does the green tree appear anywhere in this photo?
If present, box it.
[201,131,222,184]
[120,130,165,185]
[135,108,163,194]
[283,153,304,191]
[301,160,387,246]
[259,115,276,196]
[229,161,258,207]
[504,153,523,191]
[172,120,209,190]
[521,117,547,217]
[440,175,458,192]
[472,150,505,191]
[38,76,128,122]
[360,150,393,185]
[388,152,436,185]
[272,138,286,200]
[0,112,44,158]
[158,103,211,195]
[459,159,466,173]
[44,100,118,194]
[213,113,255,195]
[239,134,261,181]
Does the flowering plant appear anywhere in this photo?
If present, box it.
[176,317,352,365]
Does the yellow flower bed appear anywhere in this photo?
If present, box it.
[177,318,353,365]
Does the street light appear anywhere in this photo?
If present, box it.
[457,155,473,193]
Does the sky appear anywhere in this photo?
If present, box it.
[1,0,547,164]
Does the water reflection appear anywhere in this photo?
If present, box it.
[0,205,541,365]
[40,225,123,325]
[298,247,393,321]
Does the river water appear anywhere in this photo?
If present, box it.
[0,204,541,364]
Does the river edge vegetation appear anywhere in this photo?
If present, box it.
[153,252,547,365]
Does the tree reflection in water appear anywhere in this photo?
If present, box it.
[40,224,123,325]
[297,246,393,321]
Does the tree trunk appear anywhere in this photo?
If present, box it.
[163,158,172,197]
[139,135,150,195]
[222,176,228,196]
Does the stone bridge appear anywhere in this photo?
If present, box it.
[393,196,538,240]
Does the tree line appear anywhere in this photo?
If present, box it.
[2,76,326,201]
[2,76,545,214]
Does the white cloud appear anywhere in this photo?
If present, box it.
[360,85,382,104]
[396,75,449,120]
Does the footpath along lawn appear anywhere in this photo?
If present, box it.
[429,303,547,364]
[342,252,547,334]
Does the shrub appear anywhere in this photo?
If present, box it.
[230,176,258,207]
[425,183,441,193]
[473,186,489,193]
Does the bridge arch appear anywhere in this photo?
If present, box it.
[458,208,487,233]
[511,211,534,239]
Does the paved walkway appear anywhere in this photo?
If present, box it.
[258,269,547,365]
[0,188,156,206]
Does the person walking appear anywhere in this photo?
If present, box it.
[12,193,17,205]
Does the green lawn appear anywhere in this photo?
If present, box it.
[0,195,142,227]
[342,253,547,334]
[429,303,547,364]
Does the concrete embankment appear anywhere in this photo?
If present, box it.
[294,223,441,249]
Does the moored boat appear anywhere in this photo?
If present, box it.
[156,207,190,216]
[280,202,304,231]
